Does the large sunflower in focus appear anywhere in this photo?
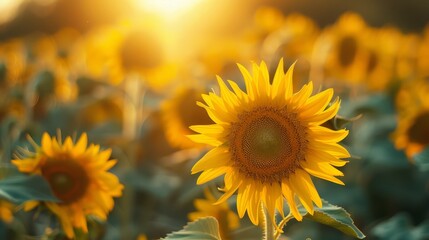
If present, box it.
[189,59,349,226]
[12,133,123,238]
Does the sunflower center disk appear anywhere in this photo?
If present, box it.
[41,157,90,204]
[408,111,429,145]
[230,108,308,182]
[338,35,357,67]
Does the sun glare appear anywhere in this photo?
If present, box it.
[135,0,202,17]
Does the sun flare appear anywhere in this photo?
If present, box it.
[135,0,202,17]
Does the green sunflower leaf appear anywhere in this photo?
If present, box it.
[162,217,221,240]
[0,174,59,203]
[300,199,365,239]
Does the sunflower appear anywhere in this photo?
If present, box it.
[321,12,371,85]
[188,188,239,240]
[189,59,349,227]
[161,87,213,149]
[418,26,429,78]
[12,133,123,238]
[360,27,400,91]
[394,79,429,158]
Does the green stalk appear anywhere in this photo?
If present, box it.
[273,213,294,239]
[261,203,275,240]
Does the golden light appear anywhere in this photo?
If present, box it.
[0,0,24,24]
[135,0,203,18]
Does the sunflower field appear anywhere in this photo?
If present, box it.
[0,0,429,239]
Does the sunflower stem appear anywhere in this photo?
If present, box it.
[261,203,276,240]
[274,213,294,239]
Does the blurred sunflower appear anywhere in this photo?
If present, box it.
[161,87,213,149]
[252,6,285,38]
[79,96,123,131]
[0,39,27,86]
[321,12,370,85]
[12,133,123,238]
[79,25,125,85]
[0,200,14,223]
[394,79,429,158]
[189,59,349,226]
[188,188,239,240]
[395,33,421,80]
[196,36,256,83]
[260,13,319,90]
[417,26,429,78]
[360,27,400,91]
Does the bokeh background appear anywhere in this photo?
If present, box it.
[1,0,429,239]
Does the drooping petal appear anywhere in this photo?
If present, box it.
[289,172,314,215]
[281,180,302,221]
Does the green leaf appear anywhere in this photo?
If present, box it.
[0,174,59,203]
[162,217,221,240]
[299,199,365,239]
[372,212,429,240]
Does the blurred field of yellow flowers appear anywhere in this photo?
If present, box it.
[0,0,428,239]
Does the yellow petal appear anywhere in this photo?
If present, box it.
[292,82,313,108]
[289,172,314,215]
[281,181,302,221]
[247,186,260,225]
[310,126,349,142]
[237,63,256,100]
[236,183,251,218]
[189,124,224,135]
[196,167,229,185]
[217,76,239,109]
[214,178,242,205]
[301,161,345,185]
[303,99,340,125]
[46,203,74,238]
[305,149,349,167]
[296,169,322,208]
[301,88,334,115]
[191,147,231,174]
[187,134,222,147]
[11,159,39,173]
[74,133,88,155]
[257,61,270,98]
[63,136,74,151]
[23,201,39,211]
[308,140,350,158]
[228,80,248,103]
[42,133,54,157]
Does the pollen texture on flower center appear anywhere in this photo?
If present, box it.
[230,107,307,182]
